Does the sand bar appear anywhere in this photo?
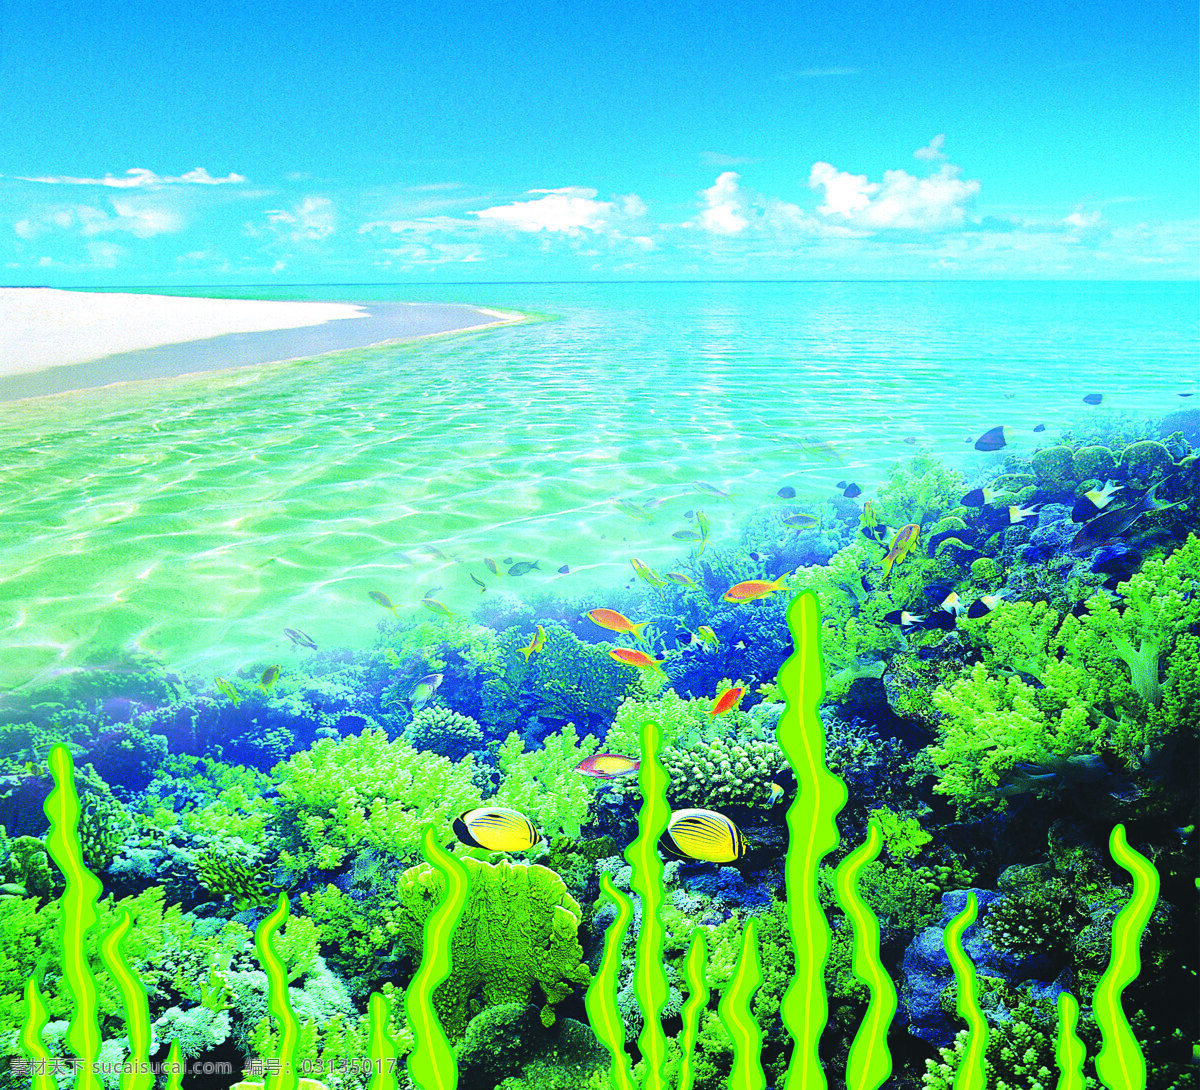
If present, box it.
[0,288,522,401]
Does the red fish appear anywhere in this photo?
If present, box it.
[710,686,744,718]
[575,753,641,779]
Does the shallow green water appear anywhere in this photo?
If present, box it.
[1,281,1195,690]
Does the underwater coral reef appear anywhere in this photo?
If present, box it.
[1,423,1197,1090]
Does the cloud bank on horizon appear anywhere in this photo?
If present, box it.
[3,136,1193,282]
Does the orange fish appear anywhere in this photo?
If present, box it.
[608,647,665,673]
[587,608,651,642]
[722,573,790,603]
[881,523,920,579]
[710,686,744,718]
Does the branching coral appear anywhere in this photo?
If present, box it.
[272,727,483,872]
[929,534,1200,812]
[491,724,600,839]
[405,705,484,759]
[659,734,784,809]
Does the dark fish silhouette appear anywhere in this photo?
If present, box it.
[1070,482,1185,554]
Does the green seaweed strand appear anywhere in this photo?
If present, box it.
[405,825,470,1090]
[256,892,300,1090]
[1094,824,1159,1090]
[676,932,708,1090]
[717,919,766,1090]
[368,989,400,1090]
[584,872,637,1090]
[163,1039,184,1090]
[1055,992,1086,1090]
[19,978,57,1090]
[943,893,987,1090]
[44,743,103,1090]
[97,908,154,1090]
[832,820,897,1090]
[775,591,847,1090]
[624,716,671,1088]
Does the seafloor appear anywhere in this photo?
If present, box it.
[1,415,1197,1090]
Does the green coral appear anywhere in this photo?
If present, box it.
[405,705,483,758]
[393,857,591,1039]
[1073,445,1117,480]
[659,733,784,809]
[922,999,1101,1090]
[527,625,642,730]
[300,872,408,994]
[875,453,966,527]
[931,536,1200,810]
[1119,439,1174,482]
[193,842,280,911]
[0,883,253,1056]
[870,806,933,860]
[159,755,277,851]
[1031,445,1075,485]
[76,789,132,873]
[246,983,413,1090]
[492,724,600,839]
[272,726,483,872]
[970,555,1004,589]
[3,835,57,899]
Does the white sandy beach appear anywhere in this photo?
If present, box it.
[0,288,369,377]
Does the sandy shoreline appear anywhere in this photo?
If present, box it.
[0,288,523,401]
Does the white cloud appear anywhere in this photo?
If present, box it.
[14,167,245,187]
[700,151,762,168]
[1064,208,1103,229]
[13,201,183,239]
[470,187,648,238]
[695,172,751,235]
[85,241,124,267]
[914,134,947,162]
[809,162,878,218]
[108,200,183,237]
[809,161,979,229]
[263,196,337,240]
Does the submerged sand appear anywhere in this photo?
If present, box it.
[0,287,523,400]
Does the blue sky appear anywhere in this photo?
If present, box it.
[1,0,1196,283]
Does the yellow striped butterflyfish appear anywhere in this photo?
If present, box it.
[660,807,749,863]
[452,807,541,852]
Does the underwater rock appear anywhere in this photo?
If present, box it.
[1031,445,1075,485]
[1119,439,1174,481]
[900,888,1054,1047]
[968,555,1003,589]
[1158,407,1200,446]
[456,1003,543,1086]
[1072,444,1117,481]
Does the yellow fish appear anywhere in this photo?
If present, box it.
[214,676,241,706]
[258,665,281,692]
[518,624,546,661]
[660,808,749,863]
[631,558,665,588]
[881,524,920,579]
[453,807,540,852]
[369,590,399,616]
[608,647,665,673]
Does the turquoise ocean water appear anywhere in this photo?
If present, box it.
[1,280,1195,692]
